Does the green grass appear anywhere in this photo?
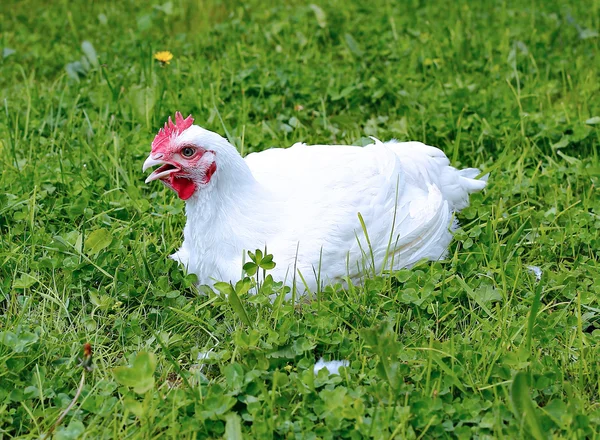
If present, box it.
[1,0,599,438]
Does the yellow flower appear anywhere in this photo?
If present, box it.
[154,51,174,65]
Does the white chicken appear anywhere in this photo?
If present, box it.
[143,112,486,292]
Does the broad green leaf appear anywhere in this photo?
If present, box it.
[243,261,258,276]
[259,254,276,270]
[214,281,234,296]
[309,4,327,28]
[235,278,252,296]
[224,363,244,390]
[13,273,37,289]
[128,85,157,123]
[65,61,86,81]
[273,370,289,387]
[579,28,599,40]
[551,137,569,150]
[54,420,85,440]
[360,323,400,390]
[81,41,99,67]
[585,116,600,125]
[198,394,237,419]
[228,283,252,328]
[344,33,364,57]
[113,352,157,394]
[0,329,39,353]
[137,13,153,31]
[542,399,570,428]
[215,281,251,326]
[153,1,173,15]
[224,413,243,440]
[84,228,113,255]
[456,276,496,318]
[469,285,502,308]
[123,397,144,417]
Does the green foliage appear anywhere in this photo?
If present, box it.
[0,0,599,437]
[511,371,546,440]
[113,352,157,394]
[84,228,113,256]
[214,278,253,327]
[243,249,276,278]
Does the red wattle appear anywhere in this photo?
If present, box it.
[204,162,217,183]
[171,176,197,200]
[166,161,216,200]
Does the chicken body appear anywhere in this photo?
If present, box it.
[144,114,486,292]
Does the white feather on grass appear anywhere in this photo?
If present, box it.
[527,265,542,281]
[313,358,349,375]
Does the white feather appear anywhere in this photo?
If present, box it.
[527,265,542,281]
[313,358,349,375]
[166,127,487,293]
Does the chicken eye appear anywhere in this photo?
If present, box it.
[181,147,195,158]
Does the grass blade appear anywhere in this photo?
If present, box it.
[511,372,546,440]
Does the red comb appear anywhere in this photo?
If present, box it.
[151,112,194,152]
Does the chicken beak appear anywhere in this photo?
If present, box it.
[143,154,180,184]
[143,154,164,172]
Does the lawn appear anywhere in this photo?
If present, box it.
[1,0,599,438]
